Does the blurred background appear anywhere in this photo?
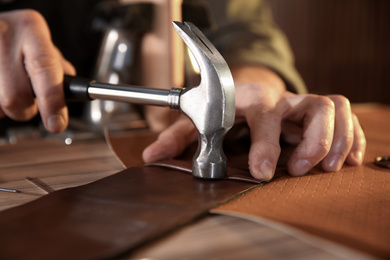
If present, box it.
[1,0,389,141]
[269,0,390,103]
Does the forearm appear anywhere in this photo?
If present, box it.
[206,0,306,94]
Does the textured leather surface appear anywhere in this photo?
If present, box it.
[0,165,257,260]
[213,104,390,259]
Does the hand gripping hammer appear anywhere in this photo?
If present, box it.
[64,22,235,179]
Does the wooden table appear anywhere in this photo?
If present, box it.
[0,104,386,260]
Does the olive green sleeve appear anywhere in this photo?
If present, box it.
[205,0,307,93]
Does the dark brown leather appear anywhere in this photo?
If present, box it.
[147,159,263,184]
[0,119,265,260]
[0,165,258,260]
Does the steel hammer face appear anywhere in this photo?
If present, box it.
[172,22,235,179]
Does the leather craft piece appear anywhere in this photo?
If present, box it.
[105,130,159,168]
[147,159,263,184]
[212,104,390,259]
[0,165,257,260]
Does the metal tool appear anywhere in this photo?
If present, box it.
[64,21,235,179]
[375,156,390,169]
[0,188,20,193]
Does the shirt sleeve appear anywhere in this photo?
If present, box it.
[205,0,307,93]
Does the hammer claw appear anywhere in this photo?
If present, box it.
[173,21,236,179]
[172,21,214,55]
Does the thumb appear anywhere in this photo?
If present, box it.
[142,116,197,163]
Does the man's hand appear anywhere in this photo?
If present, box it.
[143,65,366,180]
[0,10,75,133]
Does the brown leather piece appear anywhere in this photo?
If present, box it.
[106,122,286,182]
[0,119,264,260]
[213,104,390,259]
[0,164,257,260]
[105,130,158,168]
[147,159,263,184]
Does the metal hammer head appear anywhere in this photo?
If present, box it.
[173,21,235,179]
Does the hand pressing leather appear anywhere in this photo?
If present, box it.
[0,10,75,133]
[143,65,366,180]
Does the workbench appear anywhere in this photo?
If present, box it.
[0,104,388,260]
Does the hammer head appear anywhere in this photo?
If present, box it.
[173,22,235,179]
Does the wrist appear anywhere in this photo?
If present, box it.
[231,65,287,93]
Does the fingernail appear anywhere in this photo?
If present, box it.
[294,159,312,175]
[47,114,65,133]
[327,154,344,171]
[257,160,274,180]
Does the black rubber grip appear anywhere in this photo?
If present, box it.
[63,75,93,102]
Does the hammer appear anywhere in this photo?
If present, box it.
[64,22,235,179]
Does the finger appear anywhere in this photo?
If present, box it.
[234,82,283,180]
[21,11,67,133]
[142,116,197,163]
[345,114,366,165]
[321,95,354,172]
[0,17,38,121]
[246,106,282,181]
[281,120,303,145]
[286,95,335,176]
[55,47,76,76]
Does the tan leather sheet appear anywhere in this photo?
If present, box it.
[212,104,390,259]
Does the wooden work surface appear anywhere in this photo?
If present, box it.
[0,104,388,260]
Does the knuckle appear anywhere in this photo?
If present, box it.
[335,131,355,153]
[1,93,19,112]
[257,139,281,156]
[359,139,367,150]
[17,9,46,28]
[27,51,60,76]
[356,131,367,148]
[341,133,354,150]
[309,95,335,116]
[312,138,332,157]
[329,94,351,109]
[17,10,59,76]
[299,136,332,160]
[316,95,335,109]
[0,95,36,121]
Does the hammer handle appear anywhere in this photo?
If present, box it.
[63,75,181,109]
